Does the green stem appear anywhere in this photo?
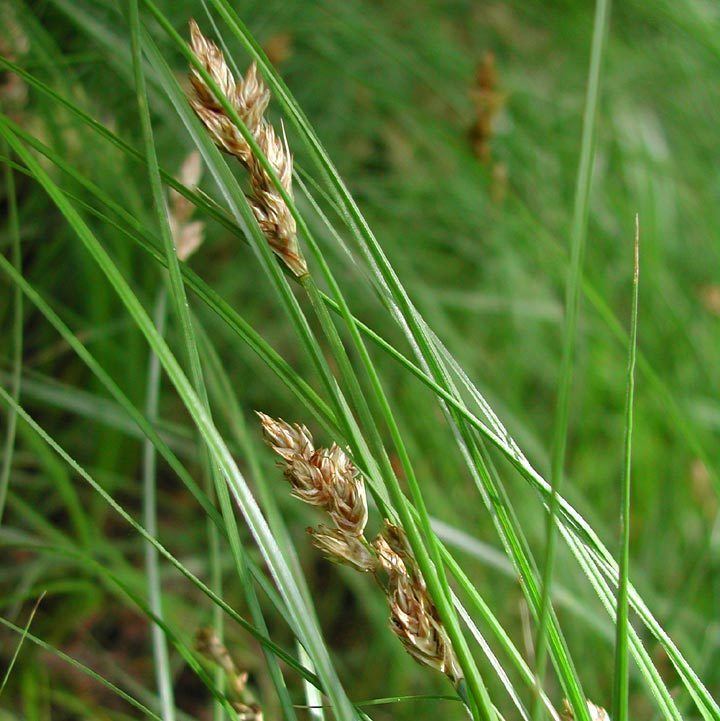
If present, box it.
[129,7,299,719]
[0,140,22,524]
[301,275,491,721]
[533,3,610,719]
[612,218,640,721]
[142,288,177,721]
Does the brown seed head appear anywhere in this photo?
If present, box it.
[378,519,414,563]
[308,525,376,572]
[372,533,408,579]
[258,414,368,535]
[256,411,314,463]
[187,20,307,276]
[313,444,367,536]
[194,627,238,679]
[469,50,505,164]
[284,455,334,507]
[374,521,463,685]
[388,573,462,684]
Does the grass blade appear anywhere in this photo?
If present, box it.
[612,216,640,721]
[533,3,610,716]
[0,113,360,721]
[142,288,177,721]
[0,141,22,524]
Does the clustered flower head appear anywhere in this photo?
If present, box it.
[195,627,263,721]
[258,412,463,687]
[468,51,505,164]
[186,20,307,278]
[257,412,369,544]
[561,699,611,721]
[373,521,463,683]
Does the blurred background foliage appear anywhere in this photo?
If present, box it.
[1,0,719,719]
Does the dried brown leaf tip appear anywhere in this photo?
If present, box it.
[186,20,307,277]
[373,521,463,686]
[195,627,263,720]
[468,51,505,164]
[561,699,611,721]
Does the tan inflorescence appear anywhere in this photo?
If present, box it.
[186,20,307,277]
[195,628,264,721]
[468,51,505,164]
[169,150,205,262]
[257,412,463,686]
[373,521,463,682]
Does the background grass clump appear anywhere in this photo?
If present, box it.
[1,1,719,720]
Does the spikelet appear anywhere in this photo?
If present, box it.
[195,628,263,719]
[195,627,247,698]
[308,525,376,572]
[187,20,307,277]
[373,522,463,686]
[258,413,367,536]
[256,411,314,462]
[258,414,463,688]
[169,151,205,261]
[312,444,367,535]
[561,699,611,721]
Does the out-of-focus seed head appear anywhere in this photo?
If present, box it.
[169,151,205,261]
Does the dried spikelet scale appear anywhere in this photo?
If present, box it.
[308,525,376,572]
[561,699,611,721]
[187,20,307,277]
[169,150,205,261]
